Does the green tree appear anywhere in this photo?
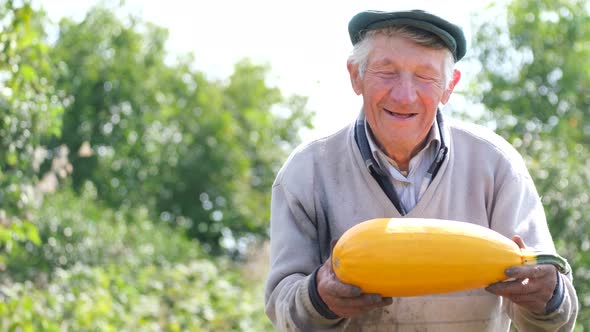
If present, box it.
[469,0,590,327]
[48,5,313,253]
[2,187,273,331]
[0,0,61,259]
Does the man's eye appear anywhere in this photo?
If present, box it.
[416,74,434,81]
[377,72,396,78]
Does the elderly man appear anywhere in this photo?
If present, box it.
[264,9,578,331]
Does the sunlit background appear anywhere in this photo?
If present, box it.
[41,0,493,141]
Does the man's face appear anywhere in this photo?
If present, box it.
[349,34,459,155]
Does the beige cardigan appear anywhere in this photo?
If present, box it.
[265,114,578,331]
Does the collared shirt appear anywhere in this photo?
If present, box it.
[365,118,441,212]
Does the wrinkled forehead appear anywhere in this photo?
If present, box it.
[366,34,452,70]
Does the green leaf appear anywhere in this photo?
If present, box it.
[19,65,36,82]
[21,221,41,245]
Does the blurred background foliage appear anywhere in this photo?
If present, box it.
[469,0,590,328]
[0,0,588,330]
[0,0,310,329]
[47,5,312,254]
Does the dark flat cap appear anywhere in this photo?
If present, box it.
[348,10,466,61]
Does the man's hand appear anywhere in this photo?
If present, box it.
[316,251,392,318]
[485,235,558,315]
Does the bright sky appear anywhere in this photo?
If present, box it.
[41,0,494,142]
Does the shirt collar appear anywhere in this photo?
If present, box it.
[365,116,441,174]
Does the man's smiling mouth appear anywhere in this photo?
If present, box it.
[384,109,417,119]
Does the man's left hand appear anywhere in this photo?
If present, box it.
[485,235,558,315]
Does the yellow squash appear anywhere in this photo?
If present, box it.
[332,218,569,297]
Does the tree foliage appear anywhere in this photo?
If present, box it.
[47,6,312,253]
[0,0,62,260]
[0,1,311,329]
[2,187,272,331]
[470,0,590,327]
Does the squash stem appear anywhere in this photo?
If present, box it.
[522,250,570,274]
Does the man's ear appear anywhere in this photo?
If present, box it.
[441,69,461,105]
[347,60,363,95]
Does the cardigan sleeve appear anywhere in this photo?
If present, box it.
[264,182,346,331]
[490,172,578,331]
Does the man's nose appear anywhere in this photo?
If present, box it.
[389,76,417,105]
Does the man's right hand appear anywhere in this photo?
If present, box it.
[316,255,393,318]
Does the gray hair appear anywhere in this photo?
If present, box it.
[349,26,455,86]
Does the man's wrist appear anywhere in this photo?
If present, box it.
[544,270,564,314]
[308,266,340,320]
